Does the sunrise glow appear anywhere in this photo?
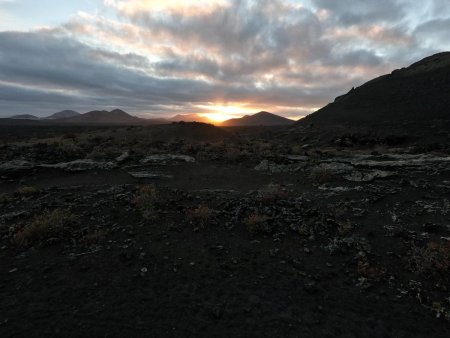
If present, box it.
[197,104,255,122]
[200,113,232,123]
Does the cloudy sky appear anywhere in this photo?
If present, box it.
[0,0,449,120]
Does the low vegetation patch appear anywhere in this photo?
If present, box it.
[0,193,12,204]
[16,186,39,196]
[309,168,334,184]
[188,204,214,229]
[14,208,77,246]
[133,184,159,219]
[257,183,290,202]
[82,229,108,246]
[407,240,450,278]
[246,213,270,234]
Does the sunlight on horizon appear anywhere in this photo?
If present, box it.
[197,103,256,122]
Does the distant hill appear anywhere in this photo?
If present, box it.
[298,52,450,126]
[169,113,211,123]
[143,122,229,142]
[62,109,145,125]
[220,111,294,126]
[46,110,80,119]
[9,114,39,120]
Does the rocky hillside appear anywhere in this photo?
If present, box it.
[60,109,141,124]
[298,52,450,125]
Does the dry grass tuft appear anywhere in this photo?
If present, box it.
[16,186,39,196]
[0,193,12,204]
[14,209,77,246]
[133,185,159,219]
[309,168,334,184]
[246,213,270,234]
[258,184,290,202]
[188,204,214,228]
[407,240,450,277]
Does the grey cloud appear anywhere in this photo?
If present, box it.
[332,50,383,67]
[311,0,407,25]
[1,0,448,118]
[0,29,341,116]
[414,18,450,43]
[0,31,213,115]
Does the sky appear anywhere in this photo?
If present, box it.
[0,0,449,120]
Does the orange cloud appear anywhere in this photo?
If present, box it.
[105,0,230,16]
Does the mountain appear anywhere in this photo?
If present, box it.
[220,111,294,126]
[169,113,211,123]
[298,52,450,126]
[46,110,80,119]
[62,109,143,124]
[9,114,39,120]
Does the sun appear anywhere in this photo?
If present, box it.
[197,103,255,123]
[204,112,234,123]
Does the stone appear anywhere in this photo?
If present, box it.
[140,154,195,164]
[0,160,34,172]
[127,171,173,179]
[344,170,395,182]
[40,159,116,171]
[116,151,130,163]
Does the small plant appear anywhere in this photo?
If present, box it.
[357,258,386,280]
[82,229,108,246]
[0,193,12,204]
[188,204,214,228]
[223,147,250,163]
[246,213,270,234]
[309,168,334,184]
[297,224,313,237]
[14,208,77,246]
[337,219,354,236]
[257,184,290,202]
[16,186,39,196]
[133,185,159,219]
[407,240,450,277]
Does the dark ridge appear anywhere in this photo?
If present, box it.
[298,52,450,126]
[60,109,145,125]
[9,114,39,120]
[221,111,294,126]
[169,113,210,123]
[46,110,80,119]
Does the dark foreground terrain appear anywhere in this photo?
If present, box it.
[1,123,450,337]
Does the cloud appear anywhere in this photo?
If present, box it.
[105,0,230,16]
[0,0,449,118]
[310,0,407,25]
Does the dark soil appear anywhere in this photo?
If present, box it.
[1,124,450,337]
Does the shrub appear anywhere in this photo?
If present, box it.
[407,240,450,277]
[133,185,159,219]
[297,224,313,237]
[246,213,270,234]
[338,220,354,236]
[309,168,334,184]
[357,259,386,280]
[16,186,39,196]
[87,145,122,160]
[188,204,214,228]
[257,184,290,202]
[14,209,77,246]
[0,193,12,204]
[82,229,108,246]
